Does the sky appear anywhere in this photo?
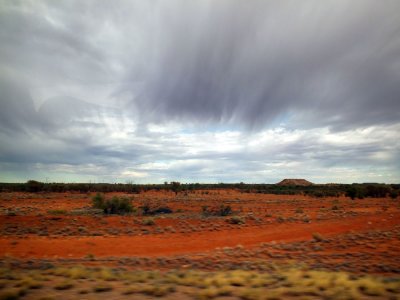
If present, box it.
[0,0,399,184]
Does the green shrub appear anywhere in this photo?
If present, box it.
[92,193,105,209]
[103,197,133,215]
[92,194,133,215]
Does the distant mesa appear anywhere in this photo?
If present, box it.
[276,179,314,186]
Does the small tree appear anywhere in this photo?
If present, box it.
[170,181,181,195]
[26,180,44,193]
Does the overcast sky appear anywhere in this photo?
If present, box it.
[1,0,399,184]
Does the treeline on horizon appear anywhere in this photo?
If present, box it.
[0,180,399,199]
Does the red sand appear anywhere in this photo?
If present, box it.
[1,190,400,262]
[1,211,399,259]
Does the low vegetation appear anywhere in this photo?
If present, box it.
[140,201,173,215]
[92,193,133,215]
[142,218,155,226]
[202,204,233,217]
[2,181,399,200]
[227,216,245,224]
[0,265,399,300]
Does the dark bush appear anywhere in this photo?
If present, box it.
[364,184,390,198]
[152,207,173,214]
[218,204,232,216]
[140,202,173,215]
[26,180,44,193]
[92,194,133,215]
[346,186,365,199]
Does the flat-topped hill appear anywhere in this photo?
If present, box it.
[276,179,314,186]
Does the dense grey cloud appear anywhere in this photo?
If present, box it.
[0,0,399,183]
[121,0,400,129]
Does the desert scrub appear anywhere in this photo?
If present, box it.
[140,284,175,297]
[142,218,155,226]
[47,209,67,215]
[85,253,95,260]
[195,286,232,299]
[202,204,232,217]
[92,194,133,215]
[54,280,74,290]
[92,193,105,209]
[16,277,43,289]
[93,282,113,292]
[312,232,325,242]
[0,288,26,300]
[227,216,245,224]
[1,265,399,300]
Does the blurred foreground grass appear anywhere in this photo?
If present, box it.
[1,264,400,299]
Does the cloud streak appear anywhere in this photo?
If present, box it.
[122,0,400,129]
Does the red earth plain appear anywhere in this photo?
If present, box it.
[1,189,400,299]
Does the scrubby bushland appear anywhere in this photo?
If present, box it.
[1,181,398,198]
[202,204,232,217]
[346,186,362,200]
[305,190,340,198]
[346,184,393,199]
[364,184,391,197]
[92,194,133,215]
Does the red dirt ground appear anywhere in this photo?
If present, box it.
[1,212,399,258]
[1,190,400,274]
